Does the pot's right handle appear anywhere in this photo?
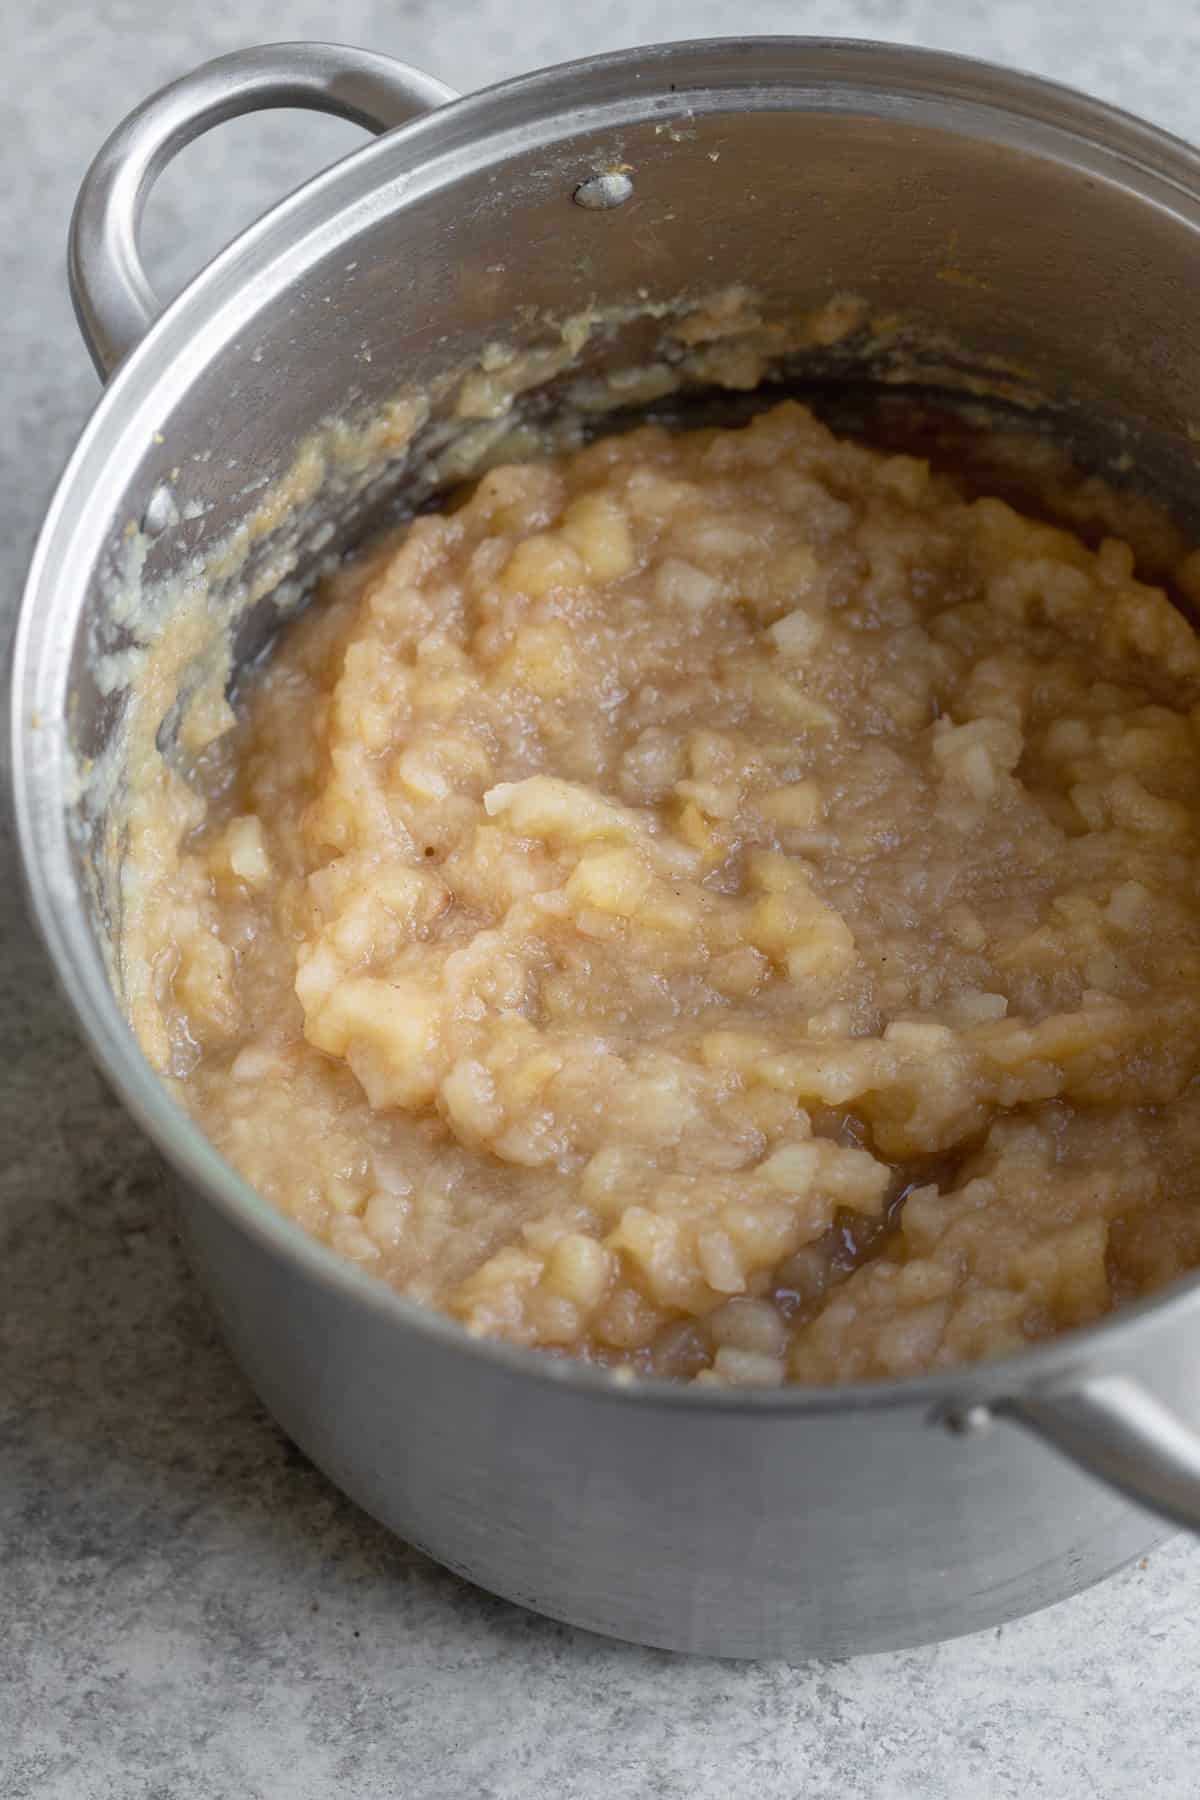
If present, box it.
[69,40,458,379]
[961,1376,1200,1533]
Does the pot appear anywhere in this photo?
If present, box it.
[15,36,1200,1659]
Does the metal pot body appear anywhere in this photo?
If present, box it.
[181,1175,1182,1657]
[16,39,1200,1658]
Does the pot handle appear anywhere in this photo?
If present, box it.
[960,1375,1200,1533]
[69,40,458,378]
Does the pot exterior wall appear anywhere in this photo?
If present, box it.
[180,1182,1167,1658]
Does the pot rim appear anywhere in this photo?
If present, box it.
[16,33,1200,1419]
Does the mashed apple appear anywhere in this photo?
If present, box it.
[127,401,1200,1385]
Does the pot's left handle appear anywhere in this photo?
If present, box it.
[69,40,458,379]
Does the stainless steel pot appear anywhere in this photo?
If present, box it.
[15,36,1200,1659]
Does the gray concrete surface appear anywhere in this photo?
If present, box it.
[4,3,1200,1795]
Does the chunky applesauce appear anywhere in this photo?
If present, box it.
[128,401,1200,1385]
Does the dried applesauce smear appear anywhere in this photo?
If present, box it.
[133,401,1200,1386]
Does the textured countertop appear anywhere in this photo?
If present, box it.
[6,4,1200,1795]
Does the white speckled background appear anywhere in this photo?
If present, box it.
[6,4,1200,1795]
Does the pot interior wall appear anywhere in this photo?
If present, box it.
[64,79,1200,972]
